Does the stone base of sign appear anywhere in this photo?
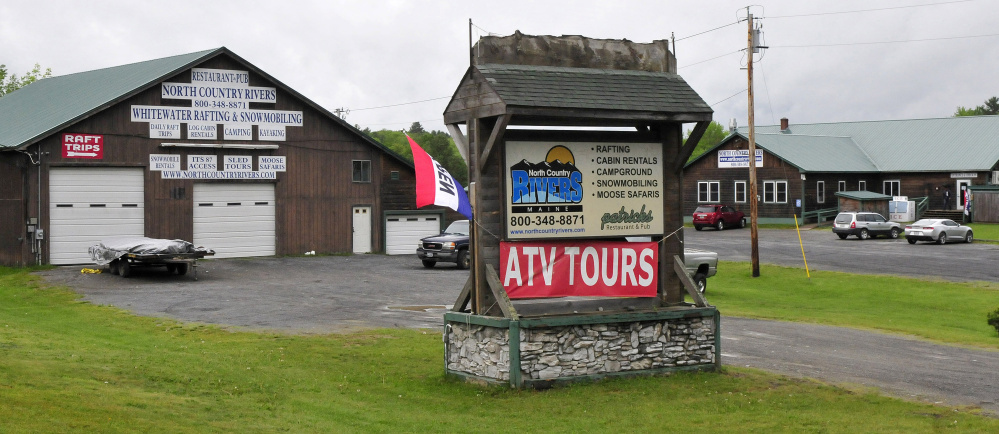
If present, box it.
[443,307,719,388]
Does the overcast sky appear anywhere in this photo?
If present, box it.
[3,0,997,134]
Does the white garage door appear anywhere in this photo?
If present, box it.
[385,215,440,255]
[49,167,145,265]
[193,184,275,259]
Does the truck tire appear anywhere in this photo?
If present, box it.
[693,273,707,294]
[109,260,120,275]
[119,260,131,278]
[456,250,469,270]
[422,260,436,268]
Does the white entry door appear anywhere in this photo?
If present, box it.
[956,180,971,210]
[49,167,145,265]
[352,206,372,254]
[193,184,275,258]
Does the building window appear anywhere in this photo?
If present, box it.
[838,180,846,192]
[883,180,900,197]
[817,181,825,204]
[352,160,371,183]
[858,180,866,191]
[734,181,747,203]
[764,180,788,203]
[698,181,720,203]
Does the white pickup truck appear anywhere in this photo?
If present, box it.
[683,248,718,294]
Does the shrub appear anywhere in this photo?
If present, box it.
[989,308,999,336]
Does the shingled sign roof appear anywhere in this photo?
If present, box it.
[444,64,712,125]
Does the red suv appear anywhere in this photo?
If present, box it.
[693,205,746,231]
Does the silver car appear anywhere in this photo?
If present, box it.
[904,219,973,244]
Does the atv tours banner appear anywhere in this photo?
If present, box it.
[500,240,659,298]
[408,135,472,219]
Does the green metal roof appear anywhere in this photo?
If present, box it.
[752,133,878,172]
[475,63,712,115]
[834,191,892,200]
[0,48,219,150]
[738,116,999,172]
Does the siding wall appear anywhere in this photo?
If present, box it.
[1,53,418,265]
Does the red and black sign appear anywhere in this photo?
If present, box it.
[500,240,658,298]
[61,134,104,159]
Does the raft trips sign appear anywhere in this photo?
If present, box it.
[505,141,664,239]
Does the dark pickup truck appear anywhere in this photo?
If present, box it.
[417,220,470,269]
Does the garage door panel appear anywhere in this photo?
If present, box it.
[194,184,275,259]
[49,168,145,265]
[385,215,440,255]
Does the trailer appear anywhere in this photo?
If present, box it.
[89,237,214,280]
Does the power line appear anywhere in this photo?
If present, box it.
[351,96,450,111]
[675,21,741,42]
[767,0,975,18]
[678,49,743,69]
[772,32,999,48]
[710,89,746,107]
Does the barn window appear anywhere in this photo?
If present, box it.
[734,181,746,203]
[352,160,371,183]
[883,180,900,197]
[697,181,720,203]
[764,180,787,203]
[816,181,825,203]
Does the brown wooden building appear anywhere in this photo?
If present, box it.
[0,48,440,266]
[683,117,999,223]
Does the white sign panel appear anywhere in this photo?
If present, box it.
[224,155,253,172]
[187,155,217,171]
[149,154,181,171]
[257,124,286,141]
[258,156,287,172]
[718,149,763,168]
[505,141,664,239]
[149,122,181,139]
[161,171,276,180]
[187,122,217,140]
[131,68,300,142]
[223,124,253,141]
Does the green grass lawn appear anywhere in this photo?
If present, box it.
[3,267,999,431]
[969,222,999,240]
[709,262,999,349]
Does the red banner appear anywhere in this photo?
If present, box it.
[500,240,658,299]
[61,133,104,159]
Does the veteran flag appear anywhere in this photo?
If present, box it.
[407,135,472,219]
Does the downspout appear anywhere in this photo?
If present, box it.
[35,146,43,265]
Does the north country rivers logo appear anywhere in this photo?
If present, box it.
[510,146,583,212]
[601,205,654,230]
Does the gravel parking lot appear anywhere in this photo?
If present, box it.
[39,254,470,333]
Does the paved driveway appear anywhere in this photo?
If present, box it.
[38,251,999,415]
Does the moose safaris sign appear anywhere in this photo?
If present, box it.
[505,141,664,239]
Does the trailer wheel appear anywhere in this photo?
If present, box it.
[119,260,131,278]
[176,263,189,275]
[166,264,177,274]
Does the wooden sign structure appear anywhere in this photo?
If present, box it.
[444,34,713,318]
[441,33,720,388]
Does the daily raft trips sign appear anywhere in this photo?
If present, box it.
[505,141,664,239]
[500,240,659,298]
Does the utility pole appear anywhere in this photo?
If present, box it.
[333,107,350,120]
[746,8,761,277]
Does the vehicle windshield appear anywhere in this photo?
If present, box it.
[694,206,716,213]
[444,220,469,235]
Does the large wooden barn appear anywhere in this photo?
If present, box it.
[683,116,999,223]
[0,47,441,266]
